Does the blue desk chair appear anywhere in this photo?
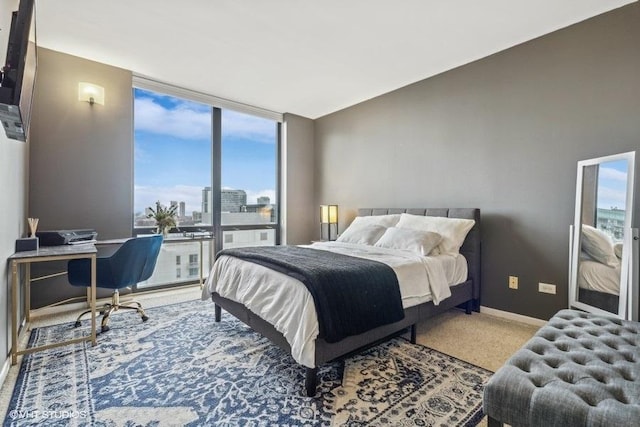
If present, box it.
[68,235,163,332]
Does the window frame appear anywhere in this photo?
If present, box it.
[132,76,282,288]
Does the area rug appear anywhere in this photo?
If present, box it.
[5,300,491,426]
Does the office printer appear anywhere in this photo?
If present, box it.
[36,229,98,246]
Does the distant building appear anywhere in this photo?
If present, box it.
[201,187,212,224]
[179,201,186,218]
[596,207,625,242]
[257,196,270,205]
[222,189,247,213]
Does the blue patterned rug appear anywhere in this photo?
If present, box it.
[5,299,491,426]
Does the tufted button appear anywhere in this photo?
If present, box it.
[621,352,636,363]
[602,340,619,350]
[530,378,544,387]
[512,359,531,373]
[558,371,577,384]
[617,368,635,381]
[598,354,614,364]
[544,357,563,369]
[529,345,545,355]
[581,342,595,350]
[574,390,600,407]
[571,356,587,365]
[609,387,629,404]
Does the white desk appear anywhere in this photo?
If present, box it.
[8,243,97,365]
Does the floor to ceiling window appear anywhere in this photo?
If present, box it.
[220,109,279,249]
[132,79,281,290]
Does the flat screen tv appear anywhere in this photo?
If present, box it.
[0,0,36,142]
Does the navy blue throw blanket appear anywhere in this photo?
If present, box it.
[219,246,405,343]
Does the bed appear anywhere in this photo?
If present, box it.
[203,208,481,396]
[576,225,622,314]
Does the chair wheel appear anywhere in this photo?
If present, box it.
[101,325,110,333]
[141,315,149,322]
[74,321,82,328]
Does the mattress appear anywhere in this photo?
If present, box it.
[202,242,468,368]
[577,258,620,295]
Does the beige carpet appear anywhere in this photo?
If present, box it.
[1,287,540,425]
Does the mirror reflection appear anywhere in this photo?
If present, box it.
[570,151,635,319]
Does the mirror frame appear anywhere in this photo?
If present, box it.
[569,151,636,319]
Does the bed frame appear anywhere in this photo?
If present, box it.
[211,207,481,396]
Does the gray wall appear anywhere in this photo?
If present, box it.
[314,3,640,320]
[282,113,315,245]
[29,48,134,238]
[27,48,133,308]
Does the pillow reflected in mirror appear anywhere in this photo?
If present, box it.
[581,224,619,267]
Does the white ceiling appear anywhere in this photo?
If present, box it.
[34,0,635,119]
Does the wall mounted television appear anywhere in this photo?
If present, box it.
[0,0,36,142]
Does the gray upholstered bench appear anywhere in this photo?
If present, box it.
[483,309,640,427]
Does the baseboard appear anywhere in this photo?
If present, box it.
[480,306,547,327]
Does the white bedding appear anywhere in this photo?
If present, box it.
[202,242,468,368]
[578,258,620,295]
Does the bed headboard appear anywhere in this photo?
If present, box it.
[357,208,481,303]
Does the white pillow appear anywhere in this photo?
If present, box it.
[396,213,475,254]
[374,227,442,256]
[581,224,618,267]
[336,224,387,245]
[347,214,401,229]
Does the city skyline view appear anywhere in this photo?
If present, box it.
[597,160,629,210]
[133,88,277,217]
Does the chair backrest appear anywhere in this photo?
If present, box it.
[139,235,163,282]
[109,235,163,287]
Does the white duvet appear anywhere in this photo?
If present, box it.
[578,258,620,295]
[202,242,468,368]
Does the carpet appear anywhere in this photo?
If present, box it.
[5,300,491,426]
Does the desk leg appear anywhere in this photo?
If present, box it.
[11,261,18,365]
[24,263,31,323]
[90,255,97,345]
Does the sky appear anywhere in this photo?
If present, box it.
[597,159,629,210]
[133,88,277,215]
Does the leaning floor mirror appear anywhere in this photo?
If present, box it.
[569,151,638,321]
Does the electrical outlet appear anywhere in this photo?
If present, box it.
[538,282,556,294]
[509,276,518,289]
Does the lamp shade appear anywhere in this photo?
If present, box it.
[78,82,105,105]
[320,204,338,241]
[320,205,338,224]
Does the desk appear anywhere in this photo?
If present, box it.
[8,244,97,365]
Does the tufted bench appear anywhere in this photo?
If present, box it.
[483,309,640,427]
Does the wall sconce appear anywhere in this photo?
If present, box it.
[320,204,338,241]
[78,82,105,106]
